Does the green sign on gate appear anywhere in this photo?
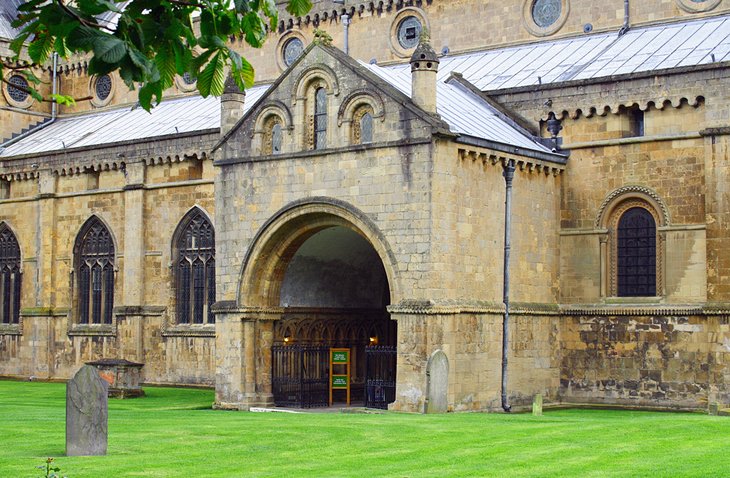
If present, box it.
[332,375,348,388]
[332,350,349,363]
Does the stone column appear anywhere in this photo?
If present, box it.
[120,160,146,362]
[214,311,245,409]
[31,169,57,378]
[389,312,428,413]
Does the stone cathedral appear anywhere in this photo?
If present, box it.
[1,0,730,413]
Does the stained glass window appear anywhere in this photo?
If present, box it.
[314,88,327,150]
[76,219,115,324]
[283,38,304,67]
[176,211,215,324]
[617,208,656,297]
[95,75,113,101]
[532,0,562,28]
[360,112,373,144]
[0,225,21,325]
[272,123,283,154]
[7,75,29,103]
[397,16,422,49]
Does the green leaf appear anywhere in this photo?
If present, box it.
[197,51,225,97]
[9,29,33,56]
[287,0,312,17]
[93,35,127,64]
[242,12,265,48]
[28,32,55,64]
[154,46,176,90]
[233,54,255,89]
[199,9,216,38]
[51,94,76,107]
[66,25,103,51]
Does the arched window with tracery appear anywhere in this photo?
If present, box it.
[76,218,115,324]
[314,87,327,150]
[617,207,656,297]
[175,210,215,324]
[0,225,21,324]
[353,106,374,145]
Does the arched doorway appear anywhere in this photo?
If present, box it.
[271,226,396,408]
[236,200,400,410]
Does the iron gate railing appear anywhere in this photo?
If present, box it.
[272,345,329,408]
[364,345,397,409]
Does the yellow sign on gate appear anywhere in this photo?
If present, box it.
[329,348,350,406]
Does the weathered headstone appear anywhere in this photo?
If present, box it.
[709,402,719,416]
[532,394,543,416]
[66,365,108,456]
[426,350,449,414]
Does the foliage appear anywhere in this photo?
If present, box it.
[36,457,66,478]
[4,0,313,111]
[2,381,730,477]
[312,28,332,46]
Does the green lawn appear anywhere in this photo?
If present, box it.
[1,381,728,477]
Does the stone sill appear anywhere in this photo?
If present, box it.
[162,324,215,338]
[68,325,116,337]
[0,324,21,335]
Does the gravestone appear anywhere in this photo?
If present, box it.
[426,350,449,413]
[66,365,108,456]
[532,394,543,416]
[709,402,719,416]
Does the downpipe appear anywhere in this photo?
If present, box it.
[0,52,59,151]
[619,0,630,36]
[501,159,516,413]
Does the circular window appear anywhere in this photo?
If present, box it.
[532,0,562,28]
[95,75,112,101]
[283,37,304,67]
[522,0,569,37]
[182,72,196,85]
[7,75,30,103]
[397,16,422,49]
[675,0,721,12]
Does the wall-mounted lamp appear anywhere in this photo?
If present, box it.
[369,336,379,345]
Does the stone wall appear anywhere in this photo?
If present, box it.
[560,312,730,408]
[0,136,219,386]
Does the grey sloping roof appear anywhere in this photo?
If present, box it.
[362,63,553,154]
[382,14,730,91]
[0,0,24,41]
[0,87,267,157]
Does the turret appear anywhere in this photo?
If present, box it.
[220,74,245,137]
[410,33,439,115]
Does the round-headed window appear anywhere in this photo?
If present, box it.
[675,0,721,12]
[7,75,30,103]
[397,16,422,49]
[532,0,562,28]
[95,74,113,101]
[283,37,304,67]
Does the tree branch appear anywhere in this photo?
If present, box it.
[57,0,116,33]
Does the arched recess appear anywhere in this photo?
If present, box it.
[238,197,400,308]
[292,65,340,105]
[596,186,668,298]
